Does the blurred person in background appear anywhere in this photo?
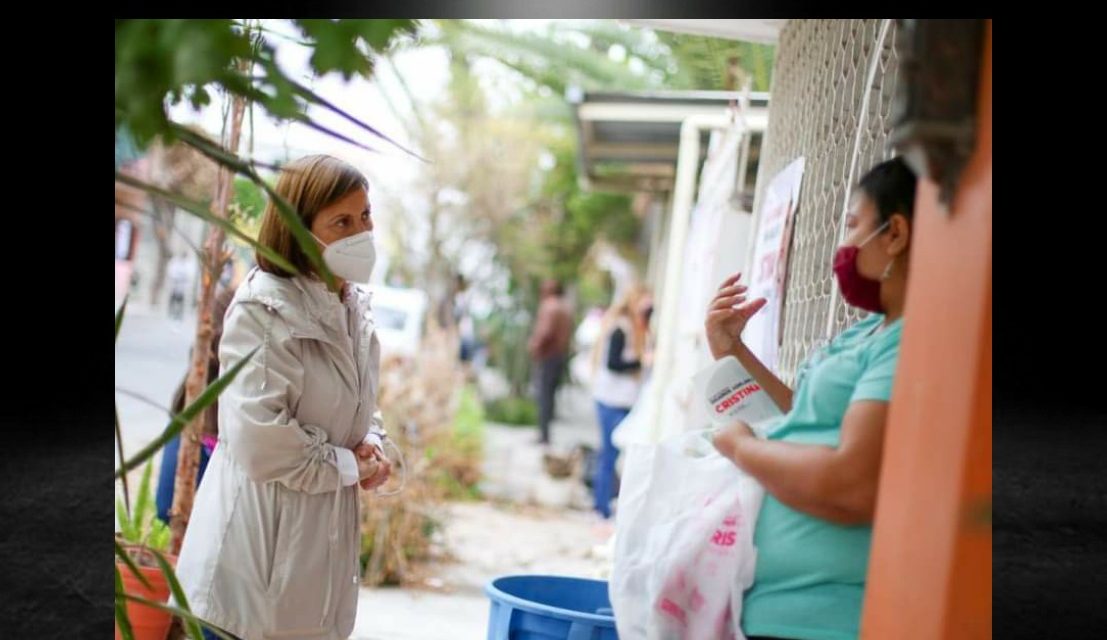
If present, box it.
[589,283,652,521]
[527,279,573,446]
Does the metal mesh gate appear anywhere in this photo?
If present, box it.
[750,19,902,384]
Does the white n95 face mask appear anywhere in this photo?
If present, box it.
[312,231,376,283]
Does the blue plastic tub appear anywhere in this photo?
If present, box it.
[485,574,618,640]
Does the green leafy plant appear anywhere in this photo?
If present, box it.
[484,395,540,427]
[452,384,486,451]
[115,19,421,147]
[428,385,485,500]
[116,463,171,556]
[115,303,248,640]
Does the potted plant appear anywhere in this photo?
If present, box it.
[116,462,175,640]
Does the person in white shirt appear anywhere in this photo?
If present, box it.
[589,283,652,519]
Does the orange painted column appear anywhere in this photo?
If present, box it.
[861,20,992,640]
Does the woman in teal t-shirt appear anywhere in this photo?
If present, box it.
[706,158,918,640]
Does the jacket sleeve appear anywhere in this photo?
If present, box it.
[606,327,642,373]
[361,409,387,450]
[218,301,354,493]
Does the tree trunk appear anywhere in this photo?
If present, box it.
[168,89,246,555]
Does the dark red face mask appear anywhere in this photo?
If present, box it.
[832,221,890,313]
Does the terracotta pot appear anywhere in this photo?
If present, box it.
[115,552,177,640]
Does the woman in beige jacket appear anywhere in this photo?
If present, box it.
[175,155,393,640]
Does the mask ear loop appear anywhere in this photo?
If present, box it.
[856,219,896,281]
[880,260,895,281]
[373,437,407,497]
[857,219,892,249]
[867,217,894,279]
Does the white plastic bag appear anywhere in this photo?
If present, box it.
[610,429,764,640]
[611,375,658,450]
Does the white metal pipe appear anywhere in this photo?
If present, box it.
[648,112,734,443]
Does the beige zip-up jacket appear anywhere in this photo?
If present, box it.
[175,268,385,639]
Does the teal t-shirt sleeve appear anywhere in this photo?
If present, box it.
[849,335,901,403]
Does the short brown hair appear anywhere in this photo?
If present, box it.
[255,155,369,278]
